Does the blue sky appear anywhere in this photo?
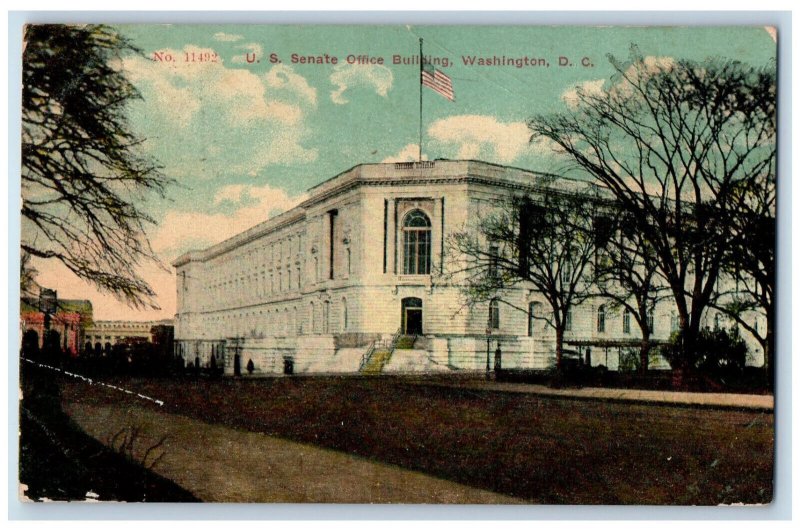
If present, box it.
[31,24,777,320]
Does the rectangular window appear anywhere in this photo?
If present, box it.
[383,199,388,274]
[490,300,500,329]
[561,262,572,285]
[488,244,499,279]
[623,310,631,335]
[329,210,338,280]
[597,307,605,333]
[565,309,573,331]
[403,229,431,274]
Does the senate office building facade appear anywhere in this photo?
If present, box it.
[173,160,764,376]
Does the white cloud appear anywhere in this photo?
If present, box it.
[639,55,676,74]
[213,32,244,42]
[329,63,393,104]
[116,46,319,177]
[151,184,307,257]
[382,144,426,163]
[213,184,248,205]
[561,79,605,109]
[428,115,531,164]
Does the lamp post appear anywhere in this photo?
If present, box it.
[485,327,492,380]
[486,298,494,381]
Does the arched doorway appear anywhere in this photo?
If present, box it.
[401,297,423,335]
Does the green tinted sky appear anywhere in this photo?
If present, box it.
[37,24,777,319]
[116,24,776,220]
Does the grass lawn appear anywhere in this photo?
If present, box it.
[59,374,774,505]
[19,364,199,502]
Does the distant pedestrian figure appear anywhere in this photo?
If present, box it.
[234,353,241,377]
[494,344,502,372]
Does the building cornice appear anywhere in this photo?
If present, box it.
[172,160,582,267]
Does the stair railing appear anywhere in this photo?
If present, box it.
[359,340,377,372]
[359,328,402,372]
[387,328,403,356]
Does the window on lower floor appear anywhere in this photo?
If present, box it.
[597,305,606,333]
[528,302,542,336]
[489,299,500,330]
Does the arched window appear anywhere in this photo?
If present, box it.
[596,305,606,333]
[564,308,573,331]
[402,209,431,275]
[528,302,542,336]
[647,309,655,333]
[623,308,631,335]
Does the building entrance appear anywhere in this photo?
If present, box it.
[401,297,423,335]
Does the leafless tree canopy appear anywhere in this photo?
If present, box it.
[22,24,172,308]
[529,47,776,367]
[447,183,600,367]
[591,206,669,370]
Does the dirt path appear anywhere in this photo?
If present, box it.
[63,402,520,504]
[426,381,775,410]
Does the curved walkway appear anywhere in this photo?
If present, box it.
[62,402,521,504]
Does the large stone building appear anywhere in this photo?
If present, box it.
[173,160,764,375]
[84,319,174,351]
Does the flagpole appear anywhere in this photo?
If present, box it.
[419,37,423,162]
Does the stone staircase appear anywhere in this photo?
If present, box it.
[394,335,418,350]
[359,329,402,374]
[360,349,393,374]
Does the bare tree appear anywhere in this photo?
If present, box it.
[529,47,776,369]
[447,182,599,369]
[22,25,172,308]
[20,250,39,301]
[591,207,668,372]
[711,166,775,381]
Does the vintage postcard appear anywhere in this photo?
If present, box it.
[18,23,776,505]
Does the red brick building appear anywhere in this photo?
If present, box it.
[20,297,93,357]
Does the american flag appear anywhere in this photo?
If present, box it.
[421,62,454,101]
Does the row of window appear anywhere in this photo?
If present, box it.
[198,298,351,338]
[185,208,434,313]
[489,301,661,336]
